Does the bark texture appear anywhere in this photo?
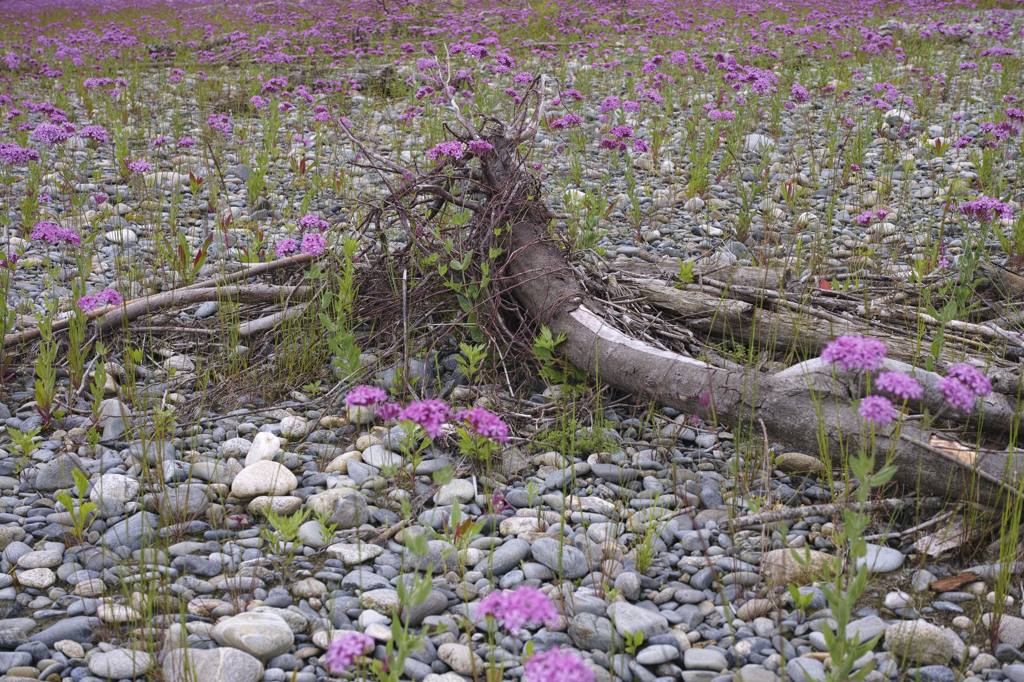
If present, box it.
[505,218,1022,507]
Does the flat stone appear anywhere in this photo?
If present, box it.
[162,647,264,682]
[102,512,159,551]
[88,649,152,679]
[858,544,905,573]
[984,614,1024,649]
[474,538,530,576]
[15,568,54,589]
[636,644,680,665]
[885,619,959,665]
[90,474,140,504]
[437,643,483,676]
[211,612,294,661]
[305,488,368,529]
[29,616,100,646]
[325,543,384,565]
[361,444,402,469]
[221,437,253,459]
[531,537,589,579]
[230,461,297,498]
[607,602,669,640]
[434,479,475,506]
[361,589,401,613]
[774,452,827,474]
[761,548,830,586]
[736,665,781,682]
[569,612,620,651]
[786,658,826,682]
[683,648,728,671]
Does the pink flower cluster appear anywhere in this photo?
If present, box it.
[298,213,329,232]
[30,221,80,246]
[340,386,510,441]
[524,647,595,682]
[477,586,558,630]
[936,364,992,413]
[76,289,123,312]
[324,631,373,671]
[820,335,888,372]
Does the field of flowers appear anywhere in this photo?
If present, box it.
[0,1,1021,681]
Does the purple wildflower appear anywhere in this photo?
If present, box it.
[400,399,450,438]
[249,95,268,109]
[376,402,402,421]
[523,647,595,682]
[820,335,888,372]
[95,289,123,307]
[275,238,298,258]
[512,71,533,86]
[632,139,649,153]
[30,221,80,246]
[608,125,633,139]
[549,114,583,129]
[936,376,976,412]
[598,96,620,114]
[78,125,109,143]
[958,196,1013,222]
[325,632,373,671]
[945,364,992,397]
[127,159,152,174]
[345,385,388,407]
[298,214,329,232]
[76,295,99,312]
[151,135,168,148]
[875,372,923,400]
[623,100,640,113]
[31,122,73,146]
[177,137,196,149]
[456,407,509,442]
[858,395,896,425]
[952,135,973,148]
[467,140,494,155]
[301,233,326,257]
[0,143,39,165]
[791,82,809,103]
[708,109,734,121]
[478,586,558,630]
[425,141,464,161]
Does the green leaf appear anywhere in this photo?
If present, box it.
[406,533,429,557]
[73,468,89,498]
[432,466,453,487]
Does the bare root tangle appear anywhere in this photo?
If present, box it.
[337,74,1024,508]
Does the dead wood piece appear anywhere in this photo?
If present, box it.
[727,497,945,530]
[237,303,309,337]
[99,285,312,332]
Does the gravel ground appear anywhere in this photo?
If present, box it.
[0,4,1022,682]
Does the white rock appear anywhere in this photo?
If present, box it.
[221,437,252,459]
[16,567,55,588]
[90,473,140,504]
[279,415,309,439]
[245,432,283,466]
[231,461,297,498]
[89,649,152,679]
[437,643,484,676]
[326,543,384,565]
[433,479,475,506]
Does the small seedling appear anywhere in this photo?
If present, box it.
[55,468,98,544]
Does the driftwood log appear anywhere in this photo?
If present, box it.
[335,74,1024,507]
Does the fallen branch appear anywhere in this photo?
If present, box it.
[728,496,946,530]
[2,255,314,347]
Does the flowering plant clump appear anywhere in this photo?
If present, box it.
[874,372,923,400]
[523,647,596,682]
[298,213,330,232]
[324,631,374,671]
[426,141,464,160]
[857,395,895,425]
[300,232,326,256]
[477,586,558,630]
[820,335,888,372]
[936,363,992,413]
[400,399,451,439]
[456,406,509,442]
[275,238,297,258]
[958,196,1013,222]
[345,385,387,407]
[30,221,80,246]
